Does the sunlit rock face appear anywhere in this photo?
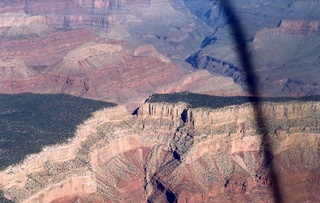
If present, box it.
[1,99,319,202]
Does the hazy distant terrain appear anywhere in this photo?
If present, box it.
[184,0,320,96]
[0,0,320,98]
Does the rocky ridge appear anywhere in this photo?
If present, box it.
[0,13,53,38]
[1,98,320,202]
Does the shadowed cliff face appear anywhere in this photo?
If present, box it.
[1,98,320,202]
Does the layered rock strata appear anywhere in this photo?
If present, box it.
[0,0,151,29]
[1,99,320,202]
[0,0,242,109]
[0,36,244,111]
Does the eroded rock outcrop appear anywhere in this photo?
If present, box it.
[0,13,53,38]
[0,59,37,81]
[278,20,320,33]
[1,99,320,202]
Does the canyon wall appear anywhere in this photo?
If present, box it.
[0,0,135,29]
[0,35,244,111]
[0,0,235,111]
[1,100,319,202]
[183,0,320,98]
[1,0,320,103]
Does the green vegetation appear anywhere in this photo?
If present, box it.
[0,93,116,170]
[148,92,320,109]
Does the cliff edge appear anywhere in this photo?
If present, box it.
[1,95,320,202]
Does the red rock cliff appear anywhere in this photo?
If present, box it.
[0,100,319,202]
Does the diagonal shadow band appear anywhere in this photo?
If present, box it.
[218,1,283,202]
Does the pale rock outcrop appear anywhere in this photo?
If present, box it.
[59,42,131,74]
[0,13,53,38]
[0,59,38,81]
[133,44,170,63]
[279,20,320,32]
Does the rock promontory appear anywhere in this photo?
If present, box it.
[1,94,320,202]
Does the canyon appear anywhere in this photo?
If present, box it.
[0,1,242,111]
[1,0,320,101]
[0,0,320,202]
[0,36,243,110]
[0,94,320,202]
